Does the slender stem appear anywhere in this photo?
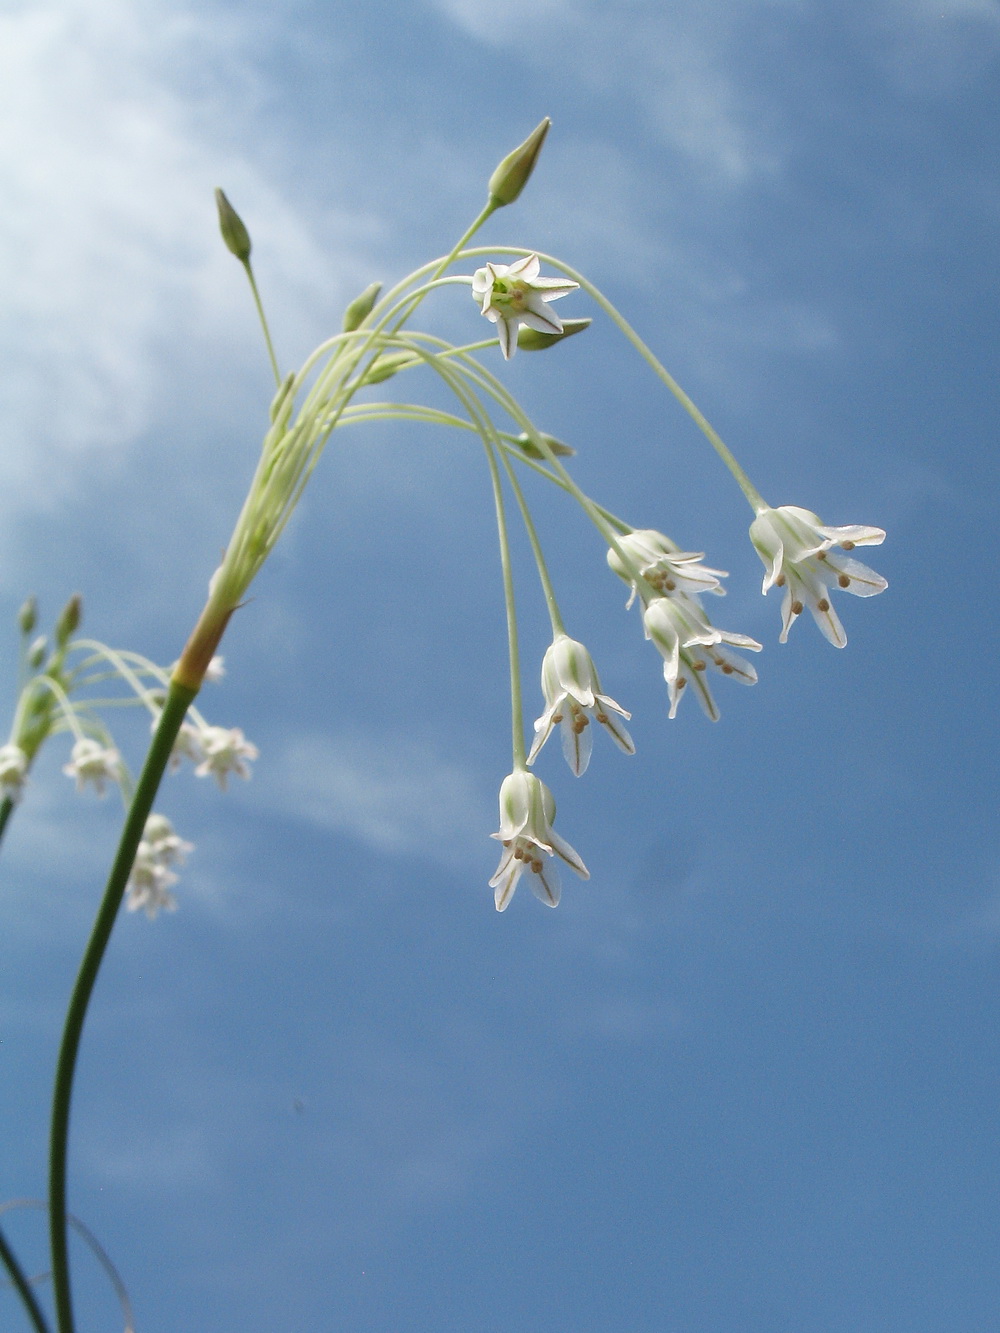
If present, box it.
[0,795,15,848]
[47,681,197,1333]
[481,437,526,770]
[497,447,565,637]
[242,261,282,388]
[0,1223,51,1333]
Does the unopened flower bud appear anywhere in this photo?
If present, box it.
[342,281,382,332]
[488,117,551,208]
[17,596,37,636]
[214,188,252,263]
[27,635,47,668]
[55,594,82,647]
[364,351,418,385]
[517,317,591,352]
[514,431,575,459]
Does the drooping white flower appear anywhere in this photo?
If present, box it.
[194,726,259,789]
[0,743,29,803]
[126,814,193,919]
[205,655,226,683]
[489,769,588,911]
[527,635,634,776]
[62,737,121,795]
[607,529,728,607]
[749,505,887,647]
[642,595,761,721]
[471,254,579,359]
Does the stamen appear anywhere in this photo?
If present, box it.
[842,540,855,550]
[838,574,850,588]
[693,660,707,671]
[817,598,830,612]
[816,550,827,561]
[665,579,676,591]
[791,600,803,616]
[595,711,608,723]
[722,664,734,675]
[775,574,786,587]
[676,677,687,690]
[552,712,564,723]
[530,858,543,873]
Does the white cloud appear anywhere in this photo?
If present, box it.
[264,731,486,866]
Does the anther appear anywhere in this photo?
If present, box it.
[817,598,830,612]
[776,574,786,587]
[665,579,676,591]
[722,664,734,675]
[791,600,803,615]
[693,660,706,670]
[838,574,850,588]
[552,712,564,724]
[595,711,608,723]
[816,550,827,561]
[842,540,855,550]
[677,677,687,690]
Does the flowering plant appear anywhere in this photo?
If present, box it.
[0,119,886,1333]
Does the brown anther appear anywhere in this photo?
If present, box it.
[722,664,734,675]
[842,540,855,550]
[838,574,850,588]
[791,600,803,615]
[513,847,524,860]
[665,579,676,591]
[552,712,564,724]
[531,858,543,873]
[775,574,786,587]
[817,598,830,612]
[595,711,608,723]
[574,717,587,734]
[693,660,707,671]
[677,677,687,689]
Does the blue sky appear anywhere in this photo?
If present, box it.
[0,0,998,1330]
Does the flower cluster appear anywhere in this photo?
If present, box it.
[126,813,193,919]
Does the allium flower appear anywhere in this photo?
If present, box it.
[204,655,226,683]
[607,529,728,607]
[472,255,578,360]
[0,743,29,803]
[643,595,761,721]
[490,770,588,911]
[194,726,259,789]
[527,635,634,776]
[749,505,887,647]
[126,814,193,920]
[62,737,121,795]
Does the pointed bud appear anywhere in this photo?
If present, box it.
[55,594,82,647]
[517,317,592,352]
[17,596,37,636]
[342,281,383,332]
[27,635,47,669]
[514,431,575,459]
[487,117,551,208]
[214,188,252,263]
[363,351,419,385]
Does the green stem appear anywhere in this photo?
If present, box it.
[0,795,15,848]
[497,447,565,637]
[47,681,197,1333]
[242,261,282,388]
[0,1224,51,1333]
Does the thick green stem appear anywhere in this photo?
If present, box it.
[0,1224,51,1333]
[47,681,197,1333]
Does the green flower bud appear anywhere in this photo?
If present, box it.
[214,188,252,263]
[514,431,575,459]
[17,596,37,636]
[488,118,551,208]
[55,593,82,647]
[363,351,419,385]
[516,317,592,352]
[342,281,383,332]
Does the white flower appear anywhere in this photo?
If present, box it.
[0,743,29,803]
[750,505,887,647]
[204,655,226,683]
[607,529,728,607]
[126,814,192,919]
[162,719,205,771]
[194,726,259,789]
[62,737,121,795]
[643,595,761,721]
[471,254,578,359]
[489,770,588,911]
[527,635,634,776]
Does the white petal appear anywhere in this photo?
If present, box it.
[559,712,594,776]
[815,554,888,597]
[594,701,636,755]
[496,317,516,360]
[509,254,540,280]
[520,303,563,335]
[548,826,589,879]
[817,523,885,548]
[528,859,561,907]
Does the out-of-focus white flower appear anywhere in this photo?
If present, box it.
[194,726,259,789]
[642,596,761,721]
[126,814,193,919]
[472,255,578,359]
[204,656,226,683]
[489,769,588,911]
[0,743,29,803]
[62,737,121,795]
[749,505,887,647]
[527,635,634,776]
[607,529,728,607]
